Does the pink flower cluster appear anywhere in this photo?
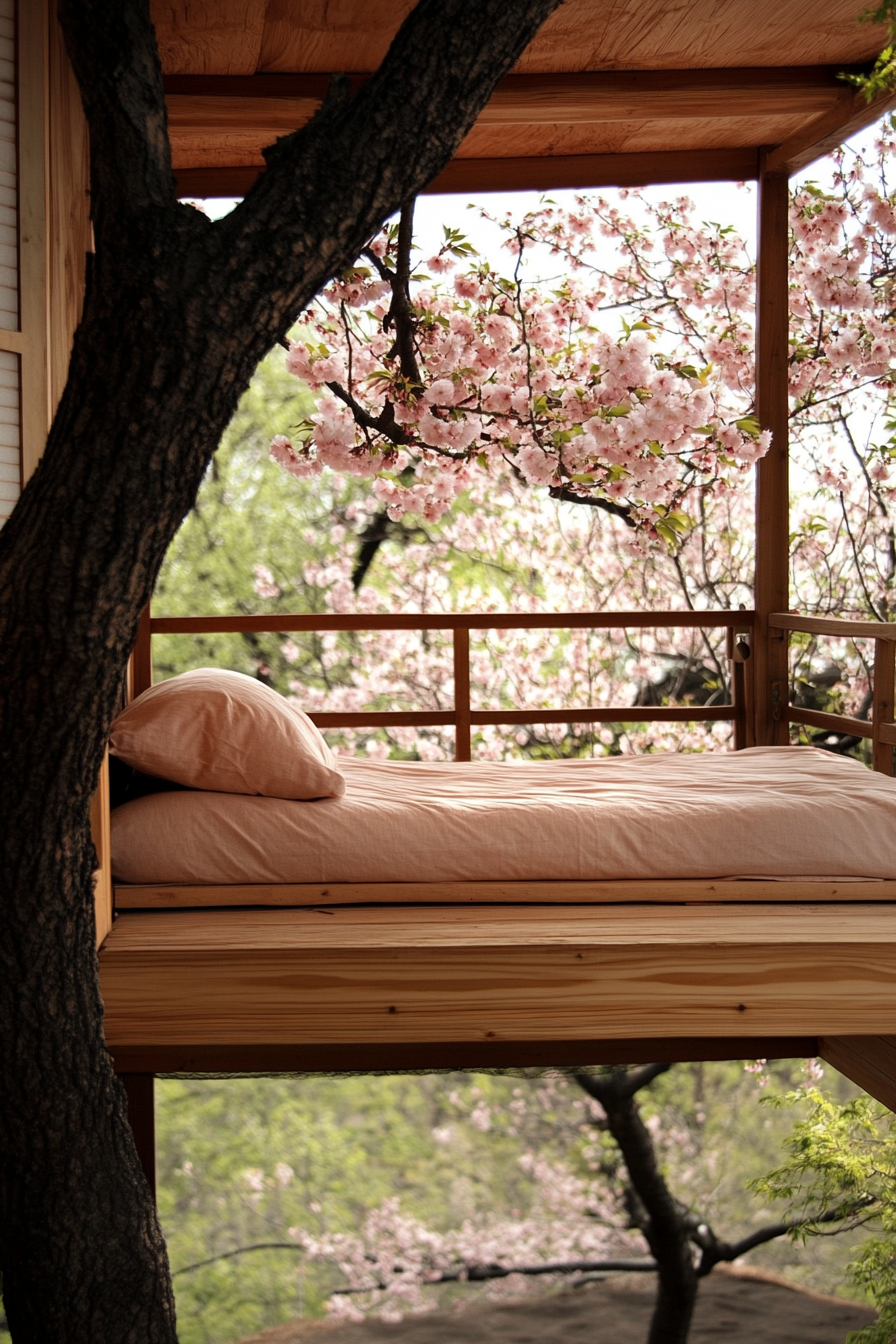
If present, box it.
[272,200,773,536]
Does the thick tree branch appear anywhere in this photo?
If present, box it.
[57,0,177,227]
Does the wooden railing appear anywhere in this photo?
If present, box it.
[135,606,755,761]
[769,613,896,775]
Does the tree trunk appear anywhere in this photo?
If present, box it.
[0,1,561,1339]
[575,1068,698,1344]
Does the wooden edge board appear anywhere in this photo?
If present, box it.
[110,1036,821,1075]
[113,879,896,909]
[174,149,759,201]
[100,903,896,950]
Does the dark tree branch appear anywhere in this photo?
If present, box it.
[325,380,413,447]
[173,1243,303,1277]
[692,1196,877,1276]
[548,486,636,525]
[385,199,423,385]
[334,1257,659,1294]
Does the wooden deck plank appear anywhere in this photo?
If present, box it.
[100,905,896,1045]
[113,880,896,909]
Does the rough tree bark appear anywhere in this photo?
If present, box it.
[0,1,562,1340]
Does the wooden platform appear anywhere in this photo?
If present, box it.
[99,904,896,1070]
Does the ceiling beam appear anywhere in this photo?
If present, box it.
[165,66,853,134]
[174,147,760,200]
[765,81,896,174]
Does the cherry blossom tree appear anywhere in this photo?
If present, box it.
[257,123,896,761]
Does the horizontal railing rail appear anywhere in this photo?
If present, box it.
[151,610,756,634]
[770,612,896,773]
[135,606,755,761]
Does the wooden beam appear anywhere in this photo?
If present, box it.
[819,1035,896,1112]
[119,1073,156,1195]
[753,166,791,745]
[766,83,896,177]
[174,148,760,201]
[100,904,896,1047]
[113,879,896,909]
[109,1036,820,1075]
[787,706,872,739]
[770,611,896,641]
[164,67,848,131]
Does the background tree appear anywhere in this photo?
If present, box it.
[753,1086,896,1344]
[0,2,564,1340]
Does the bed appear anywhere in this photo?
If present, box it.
[95,620,896,1096]
[112,747,896,897]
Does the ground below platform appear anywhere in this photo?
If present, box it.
[235,1266,877,1344]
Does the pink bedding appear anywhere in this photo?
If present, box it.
[110,747,896,884]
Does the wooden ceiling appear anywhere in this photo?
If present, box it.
[150,0,894,196]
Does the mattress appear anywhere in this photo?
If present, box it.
[110,746,896,885]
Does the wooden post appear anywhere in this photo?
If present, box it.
[872,638,896,775]
[453,626,471,761]
[753,164,790,745]
[90,749,112,947]
[728,625,748,751]
[130,602,153,699]
[120,1073,156,1196]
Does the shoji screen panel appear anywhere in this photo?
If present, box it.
[9,0,90,514]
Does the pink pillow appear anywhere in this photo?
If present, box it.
[109,668,345,800]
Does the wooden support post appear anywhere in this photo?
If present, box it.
[872,637,896,775]
[453,626,472,761]
[120,1073,156,1195]
[130,602,153,700]
[727,620,753,750]
[90,749,112,947]
[753,164,790,745]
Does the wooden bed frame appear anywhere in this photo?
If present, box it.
[95,604,896,1197]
